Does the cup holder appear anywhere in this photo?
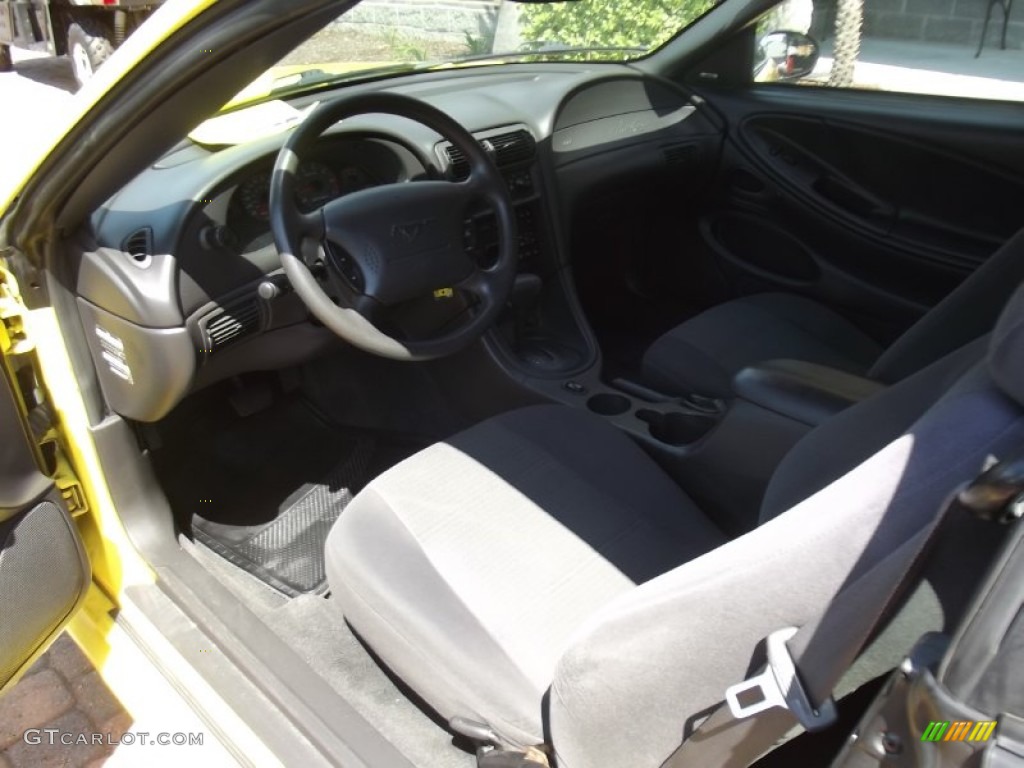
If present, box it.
[587,393,632,416]
[636,409,717,446]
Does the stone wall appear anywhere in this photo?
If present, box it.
[862,0,1023,49]
[335,0,502,44]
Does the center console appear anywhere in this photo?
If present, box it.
[512,358,884,536]
[451,125,599,379]
[456,85,876,534]
[455,121,845,532]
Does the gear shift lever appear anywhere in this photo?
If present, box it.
[500,274,582,372]
[507,273,542,351]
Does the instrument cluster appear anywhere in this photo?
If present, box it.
[234,160,375,222]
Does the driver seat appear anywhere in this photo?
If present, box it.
[325,285,1024,767]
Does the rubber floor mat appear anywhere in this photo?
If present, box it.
[153,396,419,596]
[192,439,374,595]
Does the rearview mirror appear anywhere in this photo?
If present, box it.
[756,30,820,81]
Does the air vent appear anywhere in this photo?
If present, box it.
[488,130,535,165]
[444,129,536,180]
[204,300,261,351]
[445,145,470,181]
[121,228,153,263]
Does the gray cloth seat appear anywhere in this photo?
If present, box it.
[326,284,1024,768]
[325,406,727,745]
[642,228,1024,398]
[642,292,883,396]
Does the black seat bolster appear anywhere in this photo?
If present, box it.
[734,359,886,427]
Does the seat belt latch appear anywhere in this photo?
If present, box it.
[724,627,838,732]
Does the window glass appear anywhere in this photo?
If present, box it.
[227,0,723,109]
[754,0,1024,100]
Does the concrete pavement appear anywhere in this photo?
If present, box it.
[816,37,1024,100]
[0,46,76,195]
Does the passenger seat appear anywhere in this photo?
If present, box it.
[642,228,1024,398]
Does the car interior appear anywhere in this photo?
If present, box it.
[6,0,1024,764]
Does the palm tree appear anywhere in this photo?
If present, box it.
[829,0,863,87]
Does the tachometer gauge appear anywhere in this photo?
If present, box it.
[238,172,271,222]
[296,161,341,211]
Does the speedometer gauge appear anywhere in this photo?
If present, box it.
[296,161,341,211]
[236,161,355,223]
[238,172,271,222]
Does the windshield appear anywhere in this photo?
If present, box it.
[228,0,720,106]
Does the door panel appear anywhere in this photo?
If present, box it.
[0,297,89,694]
[694,86,1024,339]
[0,496,90,692]
[743,116,1022,264]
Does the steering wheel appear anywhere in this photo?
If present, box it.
[269,92,517,360]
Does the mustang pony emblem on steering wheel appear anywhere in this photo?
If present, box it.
[391,219,433,243]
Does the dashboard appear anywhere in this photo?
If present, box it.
[75,66,722,422]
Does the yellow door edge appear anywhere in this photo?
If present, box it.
[1,263,155,610]
[27,303,156,590]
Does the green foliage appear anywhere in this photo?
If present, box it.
[463,30,493,55]
[384,28,429,61]
[401,42,429,61]
[520,0,718,55]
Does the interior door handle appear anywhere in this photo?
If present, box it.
[814,176,895,225]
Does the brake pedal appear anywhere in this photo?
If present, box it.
[228,377,275,417]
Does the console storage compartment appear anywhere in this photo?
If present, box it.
[636,408,717,446]
[670,360,885,532]
[734,360,884,427]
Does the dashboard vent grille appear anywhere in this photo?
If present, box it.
[444,129,536,180]
[205,300,261,350]
[489,130,536,165]
[444,145,470,180]
[121,228,153,262]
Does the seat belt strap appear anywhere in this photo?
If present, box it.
[660,451,1024,768]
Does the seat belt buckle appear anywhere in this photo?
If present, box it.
[724,627,838,732]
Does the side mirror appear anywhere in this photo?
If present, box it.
[757,30,820,81]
